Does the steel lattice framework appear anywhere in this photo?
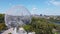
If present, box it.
[5,5,31,28]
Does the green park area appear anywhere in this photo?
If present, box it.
[0,14,60,34]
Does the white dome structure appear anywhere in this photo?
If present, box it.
[5,5,31,16]
[5,5,31,28]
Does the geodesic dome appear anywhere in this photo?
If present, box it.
[5,5,31,28]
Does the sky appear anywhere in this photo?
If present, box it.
[0,0,60,15]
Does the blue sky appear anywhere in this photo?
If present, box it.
[0,0,60,15]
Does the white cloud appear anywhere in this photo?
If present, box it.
[47,0,60,6]
[50,0,60,6]
[0,8,5,14]
[31,7,60,15]
[31,7,40,14]
[32,7,38,11]
[0,8,3,11]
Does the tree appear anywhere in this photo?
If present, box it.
[0,23,6,31]
[0,14,5,23]
[23,17,54,34]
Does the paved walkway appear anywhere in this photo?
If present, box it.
[2,28,13,34]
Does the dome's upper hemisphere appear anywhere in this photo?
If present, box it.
[5,5,31,28]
